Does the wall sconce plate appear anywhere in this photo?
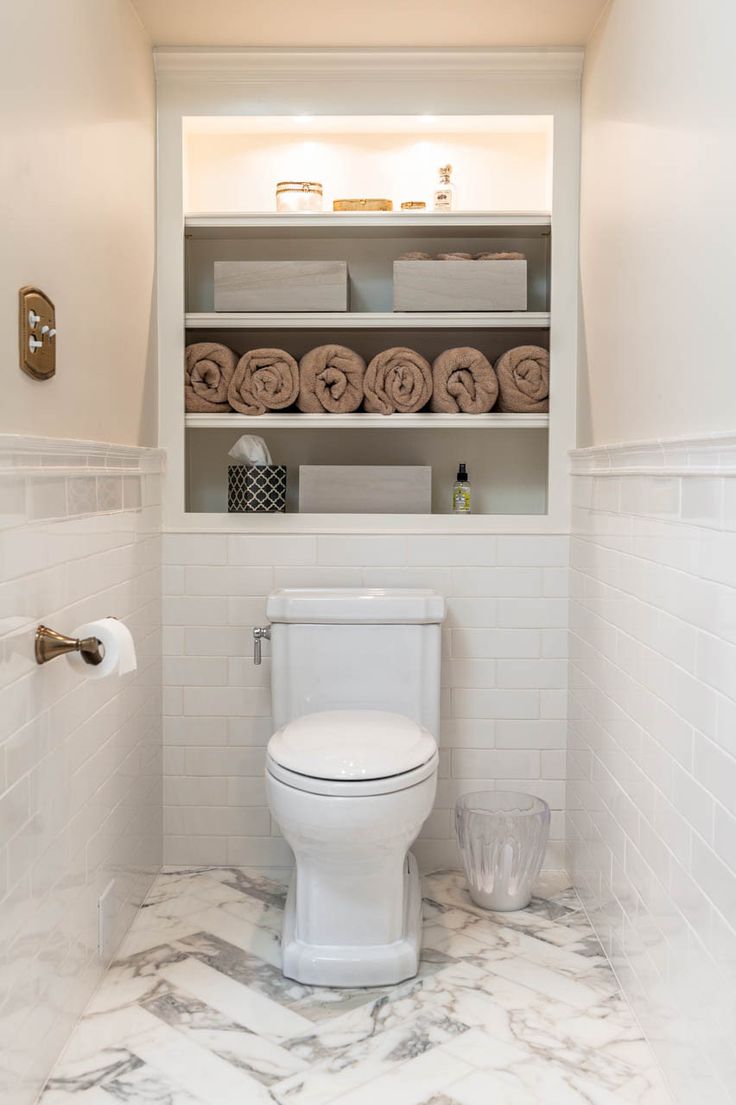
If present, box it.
[19,286,56,380]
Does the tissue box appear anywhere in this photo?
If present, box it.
[393,259,527,311]
[228,465,287,513]
[214,261,348,312]
[299,466,431,514]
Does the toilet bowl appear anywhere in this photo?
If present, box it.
[259,587,445,988]
[266,709,438,987]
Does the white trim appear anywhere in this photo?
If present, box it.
[570,430,736,477]
[185,311,551,331]
[0,433,165,472]
[164,513,564,536]
[154,47,584,83]
[185,212,552,233]
[157,46,581,534]
[186,412,549,430]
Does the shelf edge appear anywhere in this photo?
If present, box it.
[185,413,549,429]
[185,311,552,330]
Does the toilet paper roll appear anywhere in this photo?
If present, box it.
[68,617,137,679]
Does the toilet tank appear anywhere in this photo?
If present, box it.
[266,589,446,734]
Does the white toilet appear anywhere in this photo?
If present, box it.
[262,587,445,988]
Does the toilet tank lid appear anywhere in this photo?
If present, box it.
[266,588,446,624]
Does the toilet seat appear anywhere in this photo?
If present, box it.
[266,709,438,796]
[267,752,439,797]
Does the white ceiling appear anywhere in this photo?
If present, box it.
[131,0,608,47]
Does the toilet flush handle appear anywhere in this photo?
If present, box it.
[253,625,271,665]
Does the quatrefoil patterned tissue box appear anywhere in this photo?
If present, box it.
[228,465,287,513]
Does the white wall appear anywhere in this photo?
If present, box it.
[576,9,736,1100]
[568,436,736,1105]
[0,0,156,447]
[578,0,736,446]
[0,436,163,1105]
[185,128,551,214]
[162,532,569,872]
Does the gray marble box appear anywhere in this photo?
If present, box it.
[393,259,527,311]
[214,260,348,311]
[299,465,432,514]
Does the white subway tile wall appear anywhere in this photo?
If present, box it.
[0,437,163,1105]
[162,533,569,872]
[568,435,736,1105]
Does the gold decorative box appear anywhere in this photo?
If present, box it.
[333,198,393,212]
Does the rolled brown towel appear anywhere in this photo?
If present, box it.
[228,348,299,416]
[430,347,498,414]
[495,345,550,413]
[474,251,526,260]
[185,342,237,413]
[436,252,473,261]
[398,251,432,260]
[364,347,433,415]
[298,345,366,414]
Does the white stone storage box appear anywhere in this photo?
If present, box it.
[299,466,432,514]
[214,260,348,312]
[393,259,527,311]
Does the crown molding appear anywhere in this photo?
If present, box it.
[154,46,584,84]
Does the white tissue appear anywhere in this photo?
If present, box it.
[68,617,137,679]
[228,435,272,465]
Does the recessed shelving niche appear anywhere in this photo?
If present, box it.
[166,101,576,529]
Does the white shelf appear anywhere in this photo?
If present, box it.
[185,211,552,239]
[185,311,551,330]
[186,412,549,430]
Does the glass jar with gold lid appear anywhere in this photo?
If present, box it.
[275,181,323,213]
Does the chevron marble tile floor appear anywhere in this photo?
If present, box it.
[40,868,672,1105]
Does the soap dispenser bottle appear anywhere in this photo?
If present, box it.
[452,463,471,514]
[433,164,456,211]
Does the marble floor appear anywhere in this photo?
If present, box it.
[40,867,672,1105]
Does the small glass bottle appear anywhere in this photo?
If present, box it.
[433,164,456,212]
[452,463,471,514]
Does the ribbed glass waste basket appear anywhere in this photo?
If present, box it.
[455,791,550,911]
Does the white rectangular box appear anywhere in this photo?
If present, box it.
[214,260,348,312]
[299,466,432,514]
[393,259,527,311]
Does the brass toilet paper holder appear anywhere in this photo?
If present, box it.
[35,624,104,666]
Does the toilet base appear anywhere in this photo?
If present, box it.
[281,851,423,987]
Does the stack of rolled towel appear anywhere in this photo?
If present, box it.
[185,342,549,415]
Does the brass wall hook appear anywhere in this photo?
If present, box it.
[35,625,104,666]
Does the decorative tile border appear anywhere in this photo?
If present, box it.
[0,433,165,473]
[571,430,736,476]
[0,434,165,527]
